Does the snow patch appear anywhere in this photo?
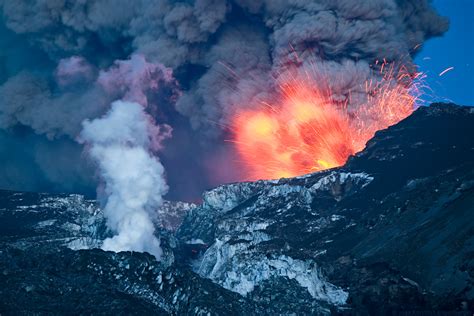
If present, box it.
[196,238,348,306]
[186,239,206,245]
[202,182,264,212]
[35,219,57,228]
[311,172,374,193]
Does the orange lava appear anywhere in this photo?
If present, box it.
[231,65,418,180]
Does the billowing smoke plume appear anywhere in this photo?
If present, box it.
[0,1,448,200]
[78,55,173,258]
[80,100,169,259]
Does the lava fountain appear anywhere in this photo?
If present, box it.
[231,62,422,180]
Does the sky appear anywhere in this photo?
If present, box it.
[416,0,474,106]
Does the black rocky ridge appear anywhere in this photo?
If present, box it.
[1,103,473,315]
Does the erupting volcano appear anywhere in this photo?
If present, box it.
[231,62,420,180]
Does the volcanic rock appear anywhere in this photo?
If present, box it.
[1,103,473,315]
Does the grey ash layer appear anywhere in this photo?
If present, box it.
[1,103,473,315]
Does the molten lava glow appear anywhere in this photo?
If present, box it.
[232,65,419,180]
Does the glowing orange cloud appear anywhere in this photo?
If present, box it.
[231,62,419,180]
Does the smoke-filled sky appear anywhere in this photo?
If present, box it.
[0,0,461,202]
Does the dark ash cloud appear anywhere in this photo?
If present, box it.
[0,0,448,200]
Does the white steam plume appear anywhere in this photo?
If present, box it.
[80,100,169,259]
[77,54,174,259]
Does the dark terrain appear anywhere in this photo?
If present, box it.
[1,103,473,315]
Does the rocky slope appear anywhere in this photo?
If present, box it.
[1,103,473,315]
